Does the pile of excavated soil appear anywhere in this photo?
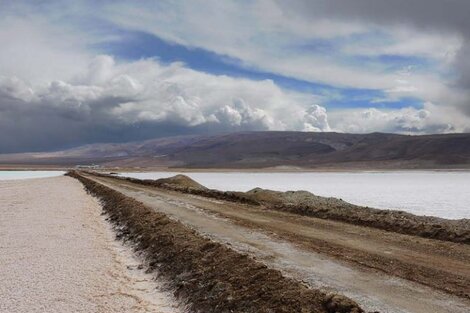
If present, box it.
[154,174,208,190]
[70,171,364,313]
[97,172,259,205]
[90,172,469,244]
[246,188,470,244]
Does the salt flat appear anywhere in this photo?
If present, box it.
[0,176,182,313]
[0,170,65,180]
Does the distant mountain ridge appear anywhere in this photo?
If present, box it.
[2,131,470,169]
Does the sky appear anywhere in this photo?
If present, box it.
[1,1,470,152]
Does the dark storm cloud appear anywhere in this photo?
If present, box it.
[278,0,470,31]
[278,0,470,110]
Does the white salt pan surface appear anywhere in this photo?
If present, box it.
[0,170,65,180]
[0,176,183,313]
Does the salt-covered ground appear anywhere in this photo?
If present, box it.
[0,170,65,180]
[0,176,183,313]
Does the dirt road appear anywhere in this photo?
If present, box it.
[86,174,470,313]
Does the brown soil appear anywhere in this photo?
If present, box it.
[154,174,209,190]
[247,188,470,244]
[68,171,365,313]
[97,172,469,244]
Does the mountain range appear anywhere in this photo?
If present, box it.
[2,131,470,169]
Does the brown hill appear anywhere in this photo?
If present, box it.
[2,131,470,169]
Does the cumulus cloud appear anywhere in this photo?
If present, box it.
[303,105,330,132]
[0,55,327,152]
[1,54,469,152]
[215,99,278,130]
[328,103,470,134]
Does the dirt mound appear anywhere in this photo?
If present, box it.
[247,188,470,245]
[324,294,365,313]
[152,175,258,205]
[68,171,365,313]
[155,174,208,190]
[247,188,348,208]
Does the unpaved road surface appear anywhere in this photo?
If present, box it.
[0,176,183,313]
[88,174,470,313]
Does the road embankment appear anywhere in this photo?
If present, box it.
[92,171,469,244]
[68,171,364,313]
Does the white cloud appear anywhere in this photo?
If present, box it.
[1,52,468,152]
[0,55,330,151]
[0,16,92,83]
[328,102,470,134]
[1,53,468,152]
[342,27,463,64]
[0,76,35,102]
[303,105,330,131]
[215,99,276,129]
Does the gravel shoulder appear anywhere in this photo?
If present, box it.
[0,176,182,313]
